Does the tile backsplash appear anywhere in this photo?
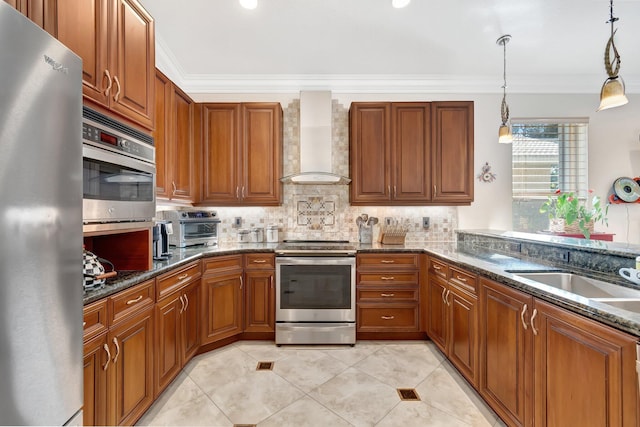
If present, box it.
[157,99,458,243]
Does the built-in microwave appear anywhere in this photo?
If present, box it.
[82,107,156,232]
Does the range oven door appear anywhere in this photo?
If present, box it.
[275,256,356,322]
[82,144,156,224]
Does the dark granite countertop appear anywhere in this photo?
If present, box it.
[83,239,640,337]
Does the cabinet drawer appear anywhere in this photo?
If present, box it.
[357,304,419,331]
[358,288,418,302]
[156,261,201,300]
[202,255,243,275]
[245,253,275,269]
[108,280,155,325]
[83,299,108,342]
[449,266,477,293]
[358,272,419,285]
[357,253,419,270]
[429,258,449,279]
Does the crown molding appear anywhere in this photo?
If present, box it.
[155,43,640,95]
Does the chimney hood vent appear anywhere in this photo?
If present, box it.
[280,91,351,185]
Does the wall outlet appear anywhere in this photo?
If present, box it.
[385,217,393,226]
[422,217,430,229]
[234,217,242,228]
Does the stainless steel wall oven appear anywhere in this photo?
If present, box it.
[82,107,155,232]
[275,241,356,345]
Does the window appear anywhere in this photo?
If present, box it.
[511,119,589,232]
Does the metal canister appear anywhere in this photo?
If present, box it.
[266,224,279,243]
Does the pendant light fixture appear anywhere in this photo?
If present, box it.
[497,34,513,144]
[597,0,628,111]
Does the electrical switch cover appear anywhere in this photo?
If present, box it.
[422,217,430,229]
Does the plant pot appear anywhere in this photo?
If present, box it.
[549,218,566,233]
[549,218,594,236]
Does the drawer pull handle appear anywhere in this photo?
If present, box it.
[83,321,87,327]
[521,304,529,330]
[381,276,395,281]
[380,260,395,264]
[252,259,267,263]
[103,344,111,371]
[433,265,441,270]
[381,293,395,297]
[177,273,189,280]
[455,275,467,282]
[381,315,395,320]
[126,295,143,305]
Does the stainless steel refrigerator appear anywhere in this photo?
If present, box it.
[0,3,83,425]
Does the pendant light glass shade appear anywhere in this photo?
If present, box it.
[496,35,512,144]
[598,0,627,111]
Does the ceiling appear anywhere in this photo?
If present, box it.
[139,0,640,94]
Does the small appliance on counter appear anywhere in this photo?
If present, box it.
[162,210,220,247]
[153,221,172,260]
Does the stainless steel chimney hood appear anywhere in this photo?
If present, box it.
[280,91,351,185]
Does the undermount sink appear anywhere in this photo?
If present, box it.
[513,272,640,300]
[590,298,640,314]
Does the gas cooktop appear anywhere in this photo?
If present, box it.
[275,240,357,256]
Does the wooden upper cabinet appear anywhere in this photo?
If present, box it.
[54,0,154,130]
[392,103,432,202]
[154,70,197,203]
[201,103,282,206]
[349,103,391,204]
[350,101,471,205]
[4,0,57,33]
[432,101,474,204]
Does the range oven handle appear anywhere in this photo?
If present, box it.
[275,256,356,266]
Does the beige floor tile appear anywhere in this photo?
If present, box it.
[320,342,382,366]
[136,394,232,427]
[272,349,349,392]
[376,401,472,427]
[353,342,442,388]
[258,396,353,427]
[186,347,260,394]
[235,340,298,361]
[206,370,305,425]
[416,365,495,427]
[309,367,399,426]
[144,373,206,415]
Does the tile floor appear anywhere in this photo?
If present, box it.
[137,341,507,427]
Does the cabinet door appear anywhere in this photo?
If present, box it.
[154,294,182,397]
[153,70,171,198]
[431,101,474,204]
[244,270,275,333]
[447,284,478,387]
[201,104,242,204]
[4,0,57,33]
[182,282,200,363]
[55,0,110,107]
[201,271,243,344]
[426,275,448,353]
[83,334,109,427]
[241,103,282,205]
[107,307,154,426]
[169,85,196,202]
[533,300,638,427]
[350,103,392,204]
[109,0,154,129]
[479,278,533,427]
[391,103,432,202]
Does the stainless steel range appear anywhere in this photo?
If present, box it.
[275,240,356,345]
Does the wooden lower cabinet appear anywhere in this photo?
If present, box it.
[108,306,155,426]
[201,255,244,344]
[244,269,275,333]
[479,277,638,427]
[83,333,108,426]
[426,258,478,387]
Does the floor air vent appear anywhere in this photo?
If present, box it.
[397,388,420,401]
[256,361,274,371]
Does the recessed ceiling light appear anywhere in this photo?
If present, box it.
[392,0,411,8]
[240,0,257,10]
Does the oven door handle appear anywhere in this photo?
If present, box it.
[83,143,155,175]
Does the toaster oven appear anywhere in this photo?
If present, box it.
[161,210,220,247]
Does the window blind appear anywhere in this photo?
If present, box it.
[512,120,588,200]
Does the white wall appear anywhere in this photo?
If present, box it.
[193,92,640,244]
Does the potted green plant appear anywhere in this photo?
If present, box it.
[539,190,609,239]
